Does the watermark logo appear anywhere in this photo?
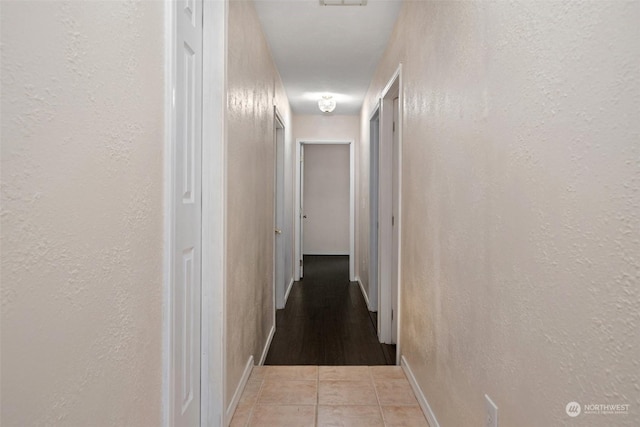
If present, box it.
[566,401,630,417]
[583,403,630,415]
[566,402,581,417]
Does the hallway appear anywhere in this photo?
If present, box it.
[265,256,395,366]
[3,1,640,426]
[229,365,429,426]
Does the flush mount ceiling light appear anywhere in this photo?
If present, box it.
[318,95,337,113]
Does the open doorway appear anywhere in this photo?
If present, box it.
[369,104,380,316]
[294,140,355,282]
[303,144,349,258]
[376,65,402,362]
[273,109,286,312]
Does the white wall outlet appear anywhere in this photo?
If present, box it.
[485,394,498,427]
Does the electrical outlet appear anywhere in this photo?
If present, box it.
[485,394,498,427]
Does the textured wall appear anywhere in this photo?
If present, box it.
[360,1,640,426]
[1,1,164,425]
[293,115,360,146]
[226,0,292,411]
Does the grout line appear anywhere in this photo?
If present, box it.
[370,366,388,427]
[236,366,418,426]
[243,374,266,427]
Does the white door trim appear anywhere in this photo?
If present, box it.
[162,3,175,425]
[273,107,285,313]
[164,0,227,425]
[368,102,380,314]
[295,139,356,282]
[201,0,227,425]
[162,0,176,427]
[377,64,403,362]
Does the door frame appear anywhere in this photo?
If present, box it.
[163,0,227,426]
[368,103,380,313]
[294,139,356,282]
[377,64,402,362]
[273,108,286,313]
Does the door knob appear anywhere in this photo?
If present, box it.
[275,228,282,234]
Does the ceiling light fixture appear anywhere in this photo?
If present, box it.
[318,95,337,113]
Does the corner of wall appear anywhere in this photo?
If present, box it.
[225,356,254,426]
[401,356,440,427]
[356,276,372,311]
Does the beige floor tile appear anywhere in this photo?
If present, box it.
[318,381,378,406]
[319,366,372,382]
[374,379,418,406]
[317,405,384,427]
[381,405,430,426]
[249,366,268,383]
[238,380,263,407]
[247,405,316,427]
[264,365,319,382]
[230,380,263,427]
[369,366,406,381]
[258,380,318,405]
[229,403,253,427]
[231,366,428,427]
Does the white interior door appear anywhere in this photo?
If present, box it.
[391,97,399,344]
[173,0,202,424]
[275,114,285,309]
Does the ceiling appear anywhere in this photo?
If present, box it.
[253,0,402,115]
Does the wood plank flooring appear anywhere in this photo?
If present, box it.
[265,255,395,366]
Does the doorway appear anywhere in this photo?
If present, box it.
[369,104,380,314]
[376,65,402,360]
[274,109,286,311]
[294,140,355,282]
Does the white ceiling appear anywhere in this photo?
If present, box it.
[253,0,402,115]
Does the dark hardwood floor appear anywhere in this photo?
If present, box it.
[265,255,396,366]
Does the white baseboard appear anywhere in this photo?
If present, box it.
[284,277,294,306]
[258,325,275,366]
[225,356,254,426]
[401,356,440,427]
[356,277,372,311]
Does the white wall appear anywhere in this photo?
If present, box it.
[226,0,293,413]
[1,1,164,425]
[360,1,640,426]
[303,144,350,255]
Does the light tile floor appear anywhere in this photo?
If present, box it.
[230,366,430,427]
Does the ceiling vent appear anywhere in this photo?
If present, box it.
[320,0,367,6]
